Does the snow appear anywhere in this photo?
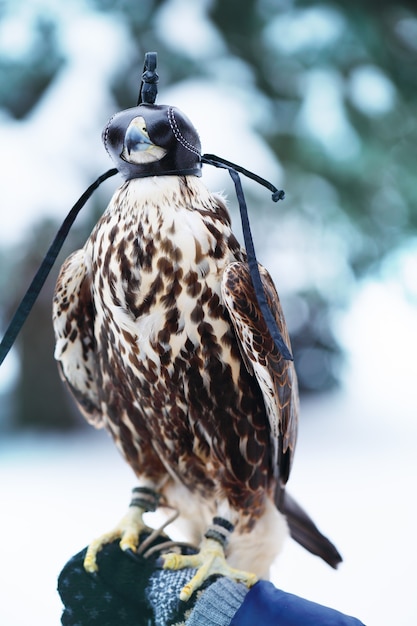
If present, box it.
[297,69,362,160]
[0,4,126,247]
[155,0,225,59]
[262,5,346,55]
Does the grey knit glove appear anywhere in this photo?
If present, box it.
[146,569,248,626]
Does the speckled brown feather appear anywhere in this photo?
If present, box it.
[53,250,102,426]
[53,176,277,522]
[221,261,298,484]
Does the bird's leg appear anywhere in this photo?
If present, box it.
[84,486,160,573]
[161,516,258,602]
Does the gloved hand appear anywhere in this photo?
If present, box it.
[58,534,365,626]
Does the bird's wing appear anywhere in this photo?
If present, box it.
[52,248,103,427]
[221,261,298,483]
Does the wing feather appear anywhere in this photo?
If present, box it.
[221,261,298,483]
[52,249,102,427]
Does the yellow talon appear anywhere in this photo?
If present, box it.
[161,537,258,602]
[83,505,148,573]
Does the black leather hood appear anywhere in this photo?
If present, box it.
[102,103,202,180]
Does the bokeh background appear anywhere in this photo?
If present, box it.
[0,0,416,624]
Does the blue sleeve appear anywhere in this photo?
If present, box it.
[230,581,366,626]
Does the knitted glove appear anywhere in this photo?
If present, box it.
[58,537,247,626]
[58,538,158,625]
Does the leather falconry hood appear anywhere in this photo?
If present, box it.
[103,103,202,180]
[102,52,202,180]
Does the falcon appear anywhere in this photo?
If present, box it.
[53,102,341,600]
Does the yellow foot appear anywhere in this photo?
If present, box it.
[161,537,258,602]
[84,505,149,573]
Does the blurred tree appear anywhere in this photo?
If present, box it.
[0,17,63,119]
[1,220,79,429]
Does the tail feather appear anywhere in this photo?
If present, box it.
[277,489,343,569]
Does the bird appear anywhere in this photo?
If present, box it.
[52,102,342,600]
